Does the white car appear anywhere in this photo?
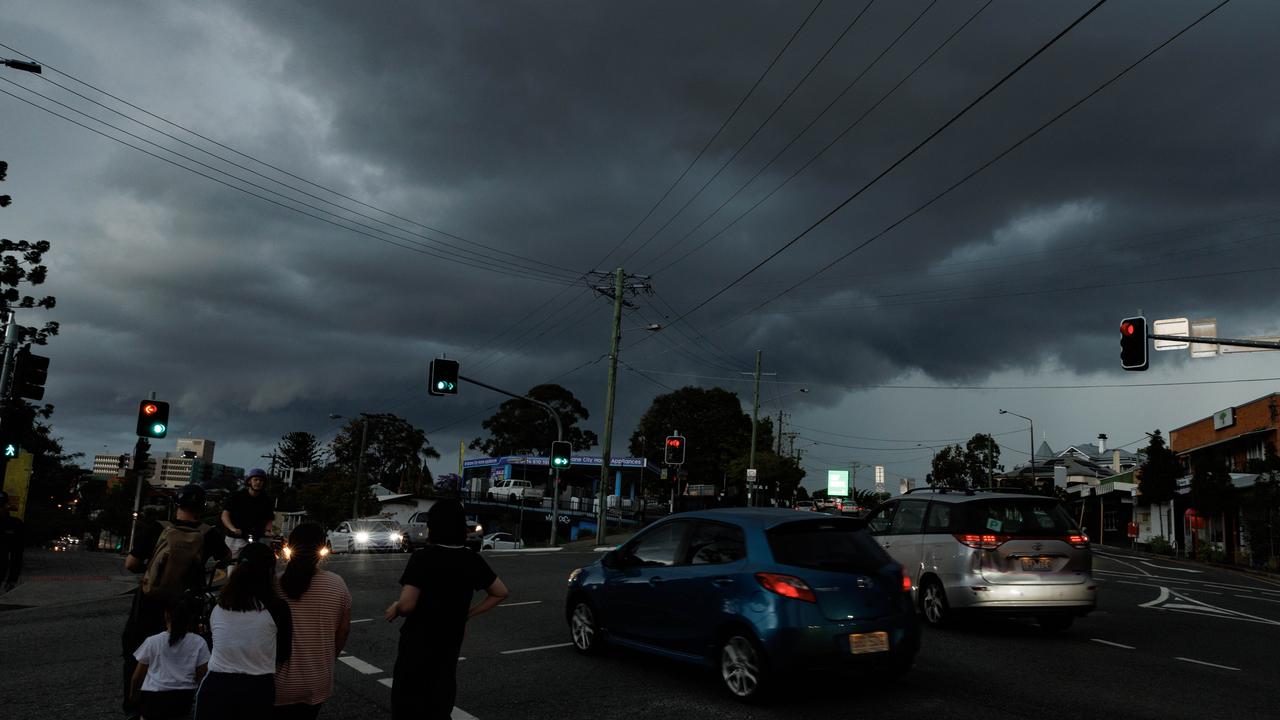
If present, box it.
[481,532,524,550]
[328,519,407,553]
[794,501,816,512]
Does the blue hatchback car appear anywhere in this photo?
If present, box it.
[565,508,919,701]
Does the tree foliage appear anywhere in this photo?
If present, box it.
[469,384,597,456]
[297,467,380,529]
[1190,458,1234,518]
[329,413,439,493]
[275,431,324,471]
[964,433,1001,487]
[929,445,969,489]
[1139,431,1181,540]
[726,449,805,505]
[629,386,753,496]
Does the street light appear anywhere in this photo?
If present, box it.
[330,412,377,520]
[998,409,1035,487]
[1,58,42,74]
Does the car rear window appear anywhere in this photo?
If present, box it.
[960,499,1079,536]
[766,518,891,573]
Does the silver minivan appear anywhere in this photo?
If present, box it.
[864,488,1096,631]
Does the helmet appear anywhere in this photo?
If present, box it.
[175,483,205,511]
[246,468,267,481]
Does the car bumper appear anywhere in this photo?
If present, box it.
[945,579,1097,614]
[761,612,920,670]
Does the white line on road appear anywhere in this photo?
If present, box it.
[1175,657,1240,671]
[498,601,542,608]
[338,655,383,674]
[374,679,480,719]
[1236,594,1280,604]
[1140,560,1202,573]
[500,642,573,655]
[1091,639,1135,650]
[351,618,373,624]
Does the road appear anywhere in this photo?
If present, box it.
[1,546,1277,719]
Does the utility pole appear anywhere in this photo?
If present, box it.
[589,268,651,545]
[354,416,370,520]
[739,350,773,506]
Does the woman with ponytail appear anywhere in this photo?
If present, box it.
[274,522,352,719]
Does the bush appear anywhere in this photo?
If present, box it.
[1147,536,1173,555]
[1194,543,1228,564]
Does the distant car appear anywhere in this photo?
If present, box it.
[327,519,407,554]
[565,509,919,701]
[482,532,524,551]
[794,501,816,512]
[403,510,484,551]
[863,489,1095,631]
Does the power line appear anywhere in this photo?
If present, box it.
[651,0,1112,336]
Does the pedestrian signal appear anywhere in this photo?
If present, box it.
[664,435,686,465]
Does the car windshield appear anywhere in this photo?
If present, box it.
[959,499,1080,536]
[767,518,891,573]
[354,521,396,532]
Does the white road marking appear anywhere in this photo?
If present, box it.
[1175,657,1240,671]
[498,601,542,607]
[500,642,573,655]
[1138,585,1171,608]
[1236,594,1280,604]
[1094,552,1153,576]
[1091,639,1135,650]
[1140,560,1202,573]
[374,679,481,718]
[350,618,373,624]
[338,655,383,674]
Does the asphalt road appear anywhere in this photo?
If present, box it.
[2,546,1277,719]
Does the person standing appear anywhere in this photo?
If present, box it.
[194,542,292,720]
[384,499,508,720]
[0,489,24,594]
[128,597,209,720]
[275,522,352,719]
[221,468,274,560]
[122,483,227,718]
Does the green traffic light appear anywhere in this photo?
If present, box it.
[152,423,166,435]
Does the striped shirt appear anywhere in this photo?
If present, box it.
[273,570,352,706]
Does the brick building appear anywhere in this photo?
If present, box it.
[1169,392,1280,471]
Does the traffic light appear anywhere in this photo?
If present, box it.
[1120,316,1149,371]
[12,347,50,400]
[664,435,686,465]
[136,400,170,438]
[428,358,460,396]
[550,440,572,469]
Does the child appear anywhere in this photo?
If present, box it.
[129,596,210,719]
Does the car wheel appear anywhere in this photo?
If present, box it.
[920,578,951,628]
[1038,615,1074,633]
[510,494,519,504]
[569,599,603,654]
[347,541,355,555]
[718,631,770,702]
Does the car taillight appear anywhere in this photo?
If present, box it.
[901,572,912,593]
[1067,534,1090,548]
[755,572,816,603]
[953,533,1011,550]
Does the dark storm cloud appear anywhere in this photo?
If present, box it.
[2,0,1277,474]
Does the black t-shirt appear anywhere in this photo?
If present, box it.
[398,545,497,650]
[225,489,274,539]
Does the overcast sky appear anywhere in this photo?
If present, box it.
[3,0,1277,493]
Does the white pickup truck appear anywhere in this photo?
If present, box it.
[487,479,544,504]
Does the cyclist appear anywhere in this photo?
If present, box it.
[122,483,227,719]
[221,468,274,560]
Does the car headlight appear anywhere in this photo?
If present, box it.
[282,545,293,560]
[474,524,483,534]
[355,532,370,543]
[568,567,583,584]
[391,533,403,542]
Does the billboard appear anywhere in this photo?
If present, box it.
[827,469,849,497]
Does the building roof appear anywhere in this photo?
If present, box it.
[1168,392,1280,434]
[1058,443,1139,462]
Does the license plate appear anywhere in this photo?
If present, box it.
[1020,556,1053,570]
[848,631,889,655]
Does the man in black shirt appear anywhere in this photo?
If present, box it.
[0,490,24,593]
[220,467,274,559]
[385,499,508,720]
[121,484,227,717]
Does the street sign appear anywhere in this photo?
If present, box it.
[746,468,757,478]
[827,469,849,497]
[1190,318,1218,358]
[1152,317,1190,351]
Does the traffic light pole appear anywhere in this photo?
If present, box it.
[1147,333,1280,351]
[0,310,16,403]
[456,374,564,546]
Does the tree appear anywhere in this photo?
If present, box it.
[726,450,805,505]
[1190,458,1235,555]
[275,431,323,472]
[1139,430,1180,541]
[964,433,1001,487]
[297,467,379,529]
[929,445,969,489]
[1243,451,1280,567]
[470,384,597,457]
[330,413,440,494]
[629,386,753,498]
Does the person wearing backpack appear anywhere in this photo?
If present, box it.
[122,483,228,719]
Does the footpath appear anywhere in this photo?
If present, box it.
[0,547,138,610]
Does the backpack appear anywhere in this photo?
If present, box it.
[141,521,211,600]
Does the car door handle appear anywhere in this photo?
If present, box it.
[712,578,735,587]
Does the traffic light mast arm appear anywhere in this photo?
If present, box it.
[457,374,563,442]
[1147,333,1280,351]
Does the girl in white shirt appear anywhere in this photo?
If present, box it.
[194,542,292,720]
[129,596,209,719]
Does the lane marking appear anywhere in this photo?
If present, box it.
[1236,594,1280,605]
[1098,569,1279,594]
[498,601,542,608]
[373,679,480,718]
[1175,657,1241,671]
[1090,638,1135,649]
[338,655,383,674]
[1140,560,1202,573]
[500,642,573,655]
[1094,552,1153,576]
[378,678,393,688]
[1138,585,1170,608]
[351,618,373,624]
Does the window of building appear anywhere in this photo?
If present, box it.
[1104,510,1119,532]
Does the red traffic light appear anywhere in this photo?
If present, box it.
[142,403,159,415]
[666,438,683,448]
